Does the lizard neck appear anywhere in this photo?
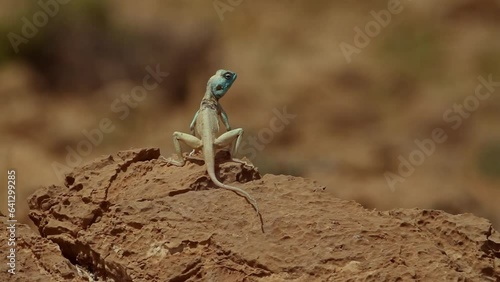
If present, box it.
[201,90,219,110]
[202,90,219,103]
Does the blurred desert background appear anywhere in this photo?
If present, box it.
[0,0,499,230]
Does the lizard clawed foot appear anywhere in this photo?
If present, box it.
[187,149,203,160]
[231,157,253,167]
[159,155,185,167]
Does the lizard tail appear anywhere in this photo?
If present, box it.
[205,154,264,232]
[206,163,259,213]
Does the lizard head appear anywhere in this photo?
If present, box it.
[207,69,237,99]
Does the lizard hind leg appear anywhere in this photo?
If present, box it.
[215,128,243,155]
[214,128,247,162]
[165,131,202,166]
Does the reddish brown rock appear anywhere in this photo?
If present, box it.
[23,148,500,281]
[0,212,86,281]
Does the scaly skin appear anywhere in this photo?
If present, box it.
[164,69,264,232]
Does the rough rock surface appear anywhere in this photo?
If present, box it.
[19,148,500,281]
[0,212,86,281]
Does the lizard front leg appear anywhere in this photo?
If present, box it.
[219,106,231,131]
[163,131,202,166]
[189,110,199,135]
[188,110,202,157]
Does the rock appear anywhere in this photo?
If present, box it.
[0,212,87,281]
[22,148,500,281]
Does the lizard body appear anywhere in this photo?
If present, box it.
[165,69,263,232]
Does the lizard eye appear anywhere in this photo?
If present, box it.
[224,73,232,80]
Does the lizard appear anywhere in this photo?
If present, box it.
[163,69,264,232]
